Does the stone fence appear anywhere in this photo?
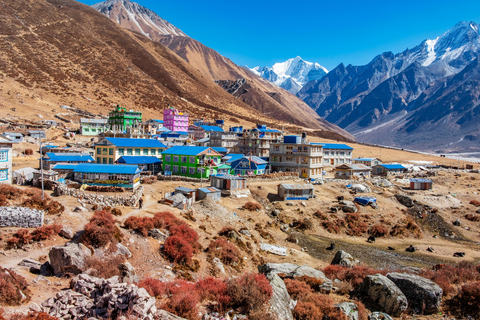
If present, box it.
[157,174,300,183]
[0,207,44,227]
[55,184,143,207]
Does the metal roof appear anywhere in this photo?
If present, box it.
[147,119,164,123]
[198,187,220,193]
[211,173,246,180]
[44,153,95,162]
[100,138,167,148]
[380,164,406,169]
[279,183,315,190]
[410,178,433,183]
[199,125,224,132]
[253,128,281,133]
[81,118,108,124]
[317,143,353,150]
[336,163,371,170]
[117,156,161,164]
[212,147,228,153]
[156,127,171,132]
[175,186,195,193]
[231,156,268,165]
[52,164,78,170]
[224,154,245,163]
[72,164,141,174]
[162,146,221,156]
[354,158,374,161]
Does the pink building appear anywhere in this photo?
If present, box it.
[163,107,189,132]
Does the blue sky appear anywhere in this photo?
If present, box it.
[79,0,480,70]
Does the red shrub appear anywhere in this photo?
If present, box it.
[313,210,327,220]
[163,290,200,320]
[84,254,124,279]
[208,238,241,265]
[138,278,167,298]
[170,224,198,245]
[465,213,480,221]
[163,236,194,264]
[323,265,348,281]
[346,222,368,236]
[195,277,230,310]
[219,226,235,236]
[296,275,325,292]
[284,278,313,300]
[447,281,480,318]
[153,211,186,230]
[7,229,32,249]
[243,202,261,211]
[321,220,340,233]
[124,216,154,237]
[30,224,62,242]
[0,195,8,206]
[227,273,273,316]
[346,212,360,222]
[323,265,385,287]
[23,149,33,156]
[0,266,31,306]
[469,200,480,207]
[7,312,58,320]
[419,262,480,296]
[293,294,347,320]
[368,224,388,237]
[81,210,120,248]
[0,185,23,199]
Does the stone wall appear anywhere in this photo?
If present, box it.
[157,174,300,183]
[0,207,44,227]
[55,184,143,207]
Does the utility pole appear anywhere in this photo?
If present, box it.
[39,137,44,200]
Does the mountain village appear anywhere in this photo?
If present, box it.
[1,1,480,320]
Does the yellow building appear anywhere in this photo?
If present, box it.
[94,138,167,164]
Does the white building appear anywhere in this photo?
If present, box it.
[0,136,14,184]
[321,143,354,167]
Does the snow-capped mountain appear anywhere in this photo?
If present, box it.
[250,56,328,94]
[298,21,480,153]
[92,0,187,41]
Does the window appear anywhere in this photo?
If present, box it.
[324,151,329,156]
[84,128,89,132]
[181,156,187,163]
[197,168,205,174]
[151,149,156,155]
[189,156,196,163]
[127,149,133,155]
[103,158,107,164]
[143,149,149,155]
[103,148,108,154]
[109,158,113,164]
[165,164,171,172]
[0,151,8,162]
[0,169,8,181]
[340,151,345,156]
[324,158,329,164]
[97,157,101,164]
[173,166,179,173]
[135,149,140,155]
[118,148,124,155]
[189,167,196,174]
[303,147,308,151]
[97,148,101,155]
[165,155,171,162]
[173,156,179,163]
[181,166,187,174]
[109,148,114,155]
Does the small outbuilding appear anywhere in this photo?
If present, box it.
[354,157,382,167]
[174,187,197,202]
[409,178,433,190]
[373,164,407,176]
[2,132,24,143]
[210,174,247,192]
[278,183,314,201]
[197,187,221,201]
[334,163,372,179]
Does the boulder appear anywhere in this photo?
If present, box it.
[156,310,188,319]
[59,227,74,239]
[386,272,442,314]
[453,219,461,226]
[18,259,42,269]
[73,206,88,213]
[395,195,414,207]
[40,261,54,276]
[115,243,132,258]
[331,250,360,268]
[266,273,294,320]
[368,312,393,320]
[239,228,251,237]
[353,274,408,317]
[213,257,226,275]
[259,263,332,293]
[351,184,371,193]
[49,243,92,275]
[118,262,138,284]
[341,201,357,213]
[335,302,360,320]
[148,228,168,241]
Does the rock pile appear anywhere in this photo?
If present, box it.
[41,274,157,320]
[331,250,361,268]
[55,184,143,207]
[0,207,44,227]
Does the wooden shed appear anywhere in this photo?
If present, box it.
[409,178,432,190]
[197,187,221,201]
[210,174,247,191]
[278,183,314,201]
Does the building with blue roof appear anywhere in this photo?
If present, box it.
[230,156,268,176]
[42,153,95,170]
[354,157,382,167]
[94,138,167,164]
[224,154,245,164]
[373,164,407,176]
[116,156,162,173]
[316,143,354,167]
[162,146,222,179]
[72,164,142,189]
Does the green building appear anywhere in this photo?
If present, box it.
[108,105,142,131]
[80,118,108,136]
[161,146,222,179]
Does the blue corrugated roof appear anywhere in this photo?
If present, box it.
[354,158,374,161]
[410,178,432,183]
[198,187,220,193]
[73,164,141,174]
[117,156,161,164]
[212,147,228,153]
[149,119,164,123]
[318,143,353,150]
[100,138,166,148]
[231,156,267,165]
[224,154,244,164]
[380,164,406,170]
[52,164,78,170]
[253,128,281,133]
[44,153,95,162]
[156,127,170,133]
[177,131,189,136]
[200,125,224,132]
[162,146,221,156]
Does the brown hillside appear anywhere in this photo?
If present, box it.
[0,0,303,128]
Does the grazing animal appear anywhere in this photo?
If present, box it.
[388,246,395,250]
[337,196,344,202]
[367,235,376,243]
[427,246,435,252]
[326,243,336,251]
[433,264,446,271]
[405,245,416,252]
[453,252,466,257]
